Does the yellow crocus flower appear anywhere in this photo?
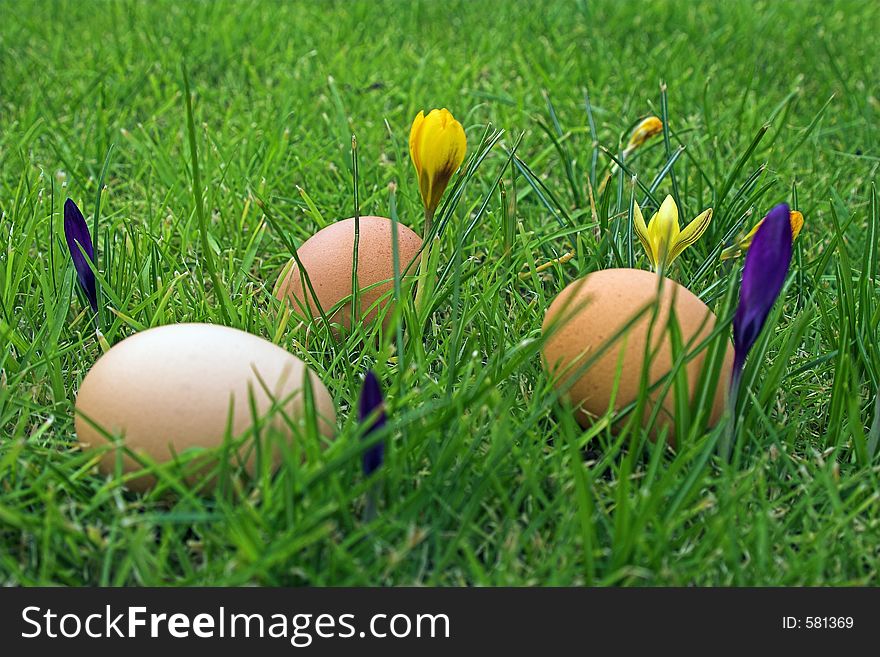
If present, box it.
[720,210,804,261]
[633,195,713,271]
[409,108,467,217]
[624,116,663,156]
[601,116,664,192]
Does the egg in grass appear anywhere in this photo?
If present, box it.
[542,268,733,443]
[275,216,422,333]
[75,323,335,492]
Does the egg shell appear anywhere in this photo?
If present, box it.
[75,323,336,492]
[275,216,422,331]
[541,268,733,442]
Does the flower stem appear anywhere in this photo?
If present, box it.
[423,205,434,237]
[720,368,742,461]
[414,207,436,319]
[363,483,379,523]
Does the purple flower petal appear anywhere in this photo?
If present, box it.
[732,203,793,376]
[358,370,386,476]
[63,198,98,313]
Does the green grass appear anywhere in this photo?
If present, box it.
[2,0,879,586]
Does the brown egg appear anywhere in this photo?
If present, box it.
[75,323,336,492]
[541,268,733,442]
[275,216,422,331]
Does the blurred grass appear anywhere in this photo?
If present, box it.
[1,0,879,585]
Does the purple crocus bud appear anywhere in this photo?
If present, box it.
[732,203,793,378]
[63,198,98,313]
[358,370,386,476]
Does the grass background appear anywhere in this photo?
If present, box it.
[1,0,879,585]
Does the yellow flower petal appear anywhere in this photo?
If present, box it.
[789,210,804,240]
[625,116,663,153]
[647,195,679,269]
[668,208,713,264]
[720,210,804,261]
[741,220,761,247]
[409,110,425,173]
[632,200,656,268]
[741,210,804,251]
[409,108,467,214]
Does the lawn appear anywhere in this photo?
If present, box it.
[1,0,879,586]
